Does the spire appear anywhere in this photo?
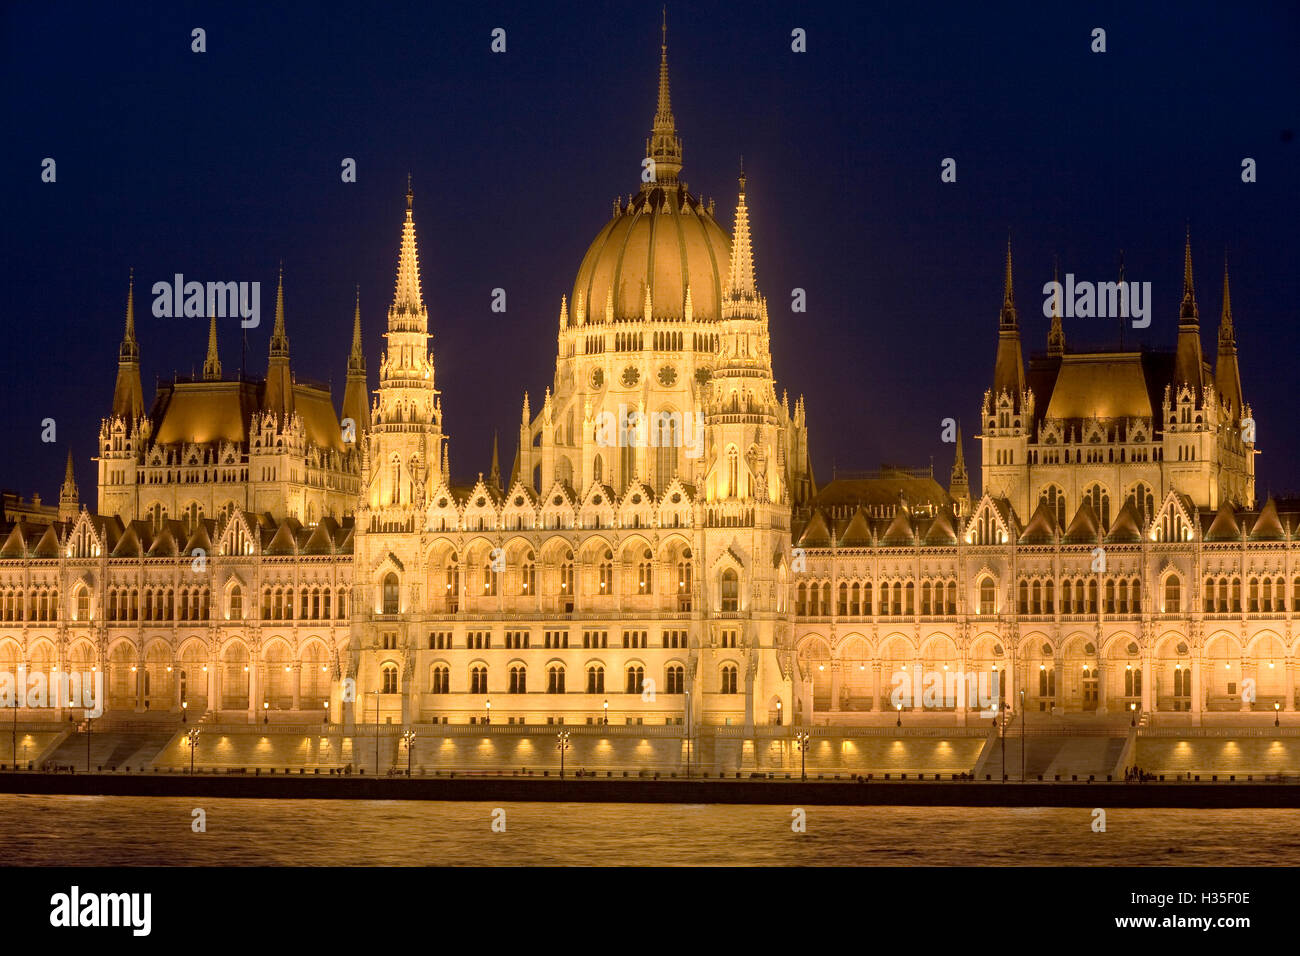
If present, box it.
[559,294,569,332]
[725,161,757,300]
[948,424,971,515]
[1047,256,1065,356]
[269,265,289,358]
[58,449,79,523]
[1215,252,1244,420]
[349,285,366,373]
[111,270,144,422]
[1180,226,1198,322]
[1174,229,1206,394]
[391,180,426,325]
[342,286,371,436]
[991,239,1026,411]
[203,313,222,380]
[489,432,501,490]
[644,8,683,185]
[1218,253,1234,349]
[263,265,294,419]
[999,236,1017,329]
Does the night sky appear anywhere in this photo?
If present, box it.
[3,1,1298,505]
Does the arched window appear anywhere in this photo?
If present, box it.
[625,665,644,694]
[726,446,740,498]
[509,665,526,694]
[720,569,739,612]
[586,665,604,694]
[599,550,613,593]
[521,551,536,595]
[666,664,685,694]
[431,664,450,694]
[796,583,807,617]
[229,585,242,621]
[470,664,488,695]
[1163,575,1181,613]
[654,413,678,491]
[483,561,498,597]
[382,573,399,614]
[76,587,90,622]
[637,549,653,594]
[978,577,996,615]
[381,663,398,694]
[721,664,739,694]
[547,664,565,694]
[592,455,603,484]
[1039,485,1066,527]
[1124,665,1142,697]
[1084,484,1111,528]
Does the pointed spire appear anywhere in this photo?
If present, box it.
[559,294,569,332]
[489,432,501,490]
[111,270,145,422]
[120,267,138,362]
[269,264,289,358]
[725,161,757,302]
[203,313,222,380]
[644,8,683,185]
[391,180,426,323]
[1180,226,1198,322]
[441,443,450,483]
[1215,252,1244,419]
[1174,229,1206,394]
[522,391,531,424]
[643,283,653,322]
[999,235,1017,329]
[1218,253,1235,348]
[1047,256,1065,356]
[991,238,1026,412]
[349,286,366,372]
[683,284,694,323]
[58,449,79,523]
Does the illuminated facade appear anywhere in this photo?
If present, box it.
[0,29,1291,734]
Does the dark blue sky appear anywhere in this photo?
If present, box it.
[3,0,1298,503]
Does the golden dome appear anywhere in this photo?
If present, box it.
[571,184,732,324]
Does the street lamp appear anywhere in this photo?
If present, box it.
[181,699,188,724]
[795,730,810,781]
[896,702,902,728]
[263,700,269,724]
[775,699,782,727]
[186,727,200,775]
[1276,701,1281,727]
[602,699,609,725]
[323,699,329,725]
[401,729,416,776]
[484,699,491,725]
[1019,688,1026,782]
[557,729,571,779]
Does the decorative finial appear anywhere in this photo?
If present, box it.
[739,155,745,194]
[406,173,413,212]
[662,5,667,50]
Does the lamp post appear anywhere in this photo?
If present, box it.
[557,729,570,779]
[896,702,902,728]
[182,699,188,724]
[484,699,491,725]
[602,699,608,726]
[263,700,269,725]
[1130,701,1137,728]
[1276,701,1281,728]
[775,699,782,727]
[401,728,415,776]
[796,730,810,781]
[1019,688,1026,782]
[323,699,329,725]
[368,690,381,775]
[186,727,200,775]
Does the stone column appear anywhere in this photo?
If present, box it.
[292,663,302,711]
[134,662,145,713]
[1141,653,1154,714]
[1191,657,1203,718]
[1286,659,1295,713]
[872,663,882,713]
[829,662,842,712]
[1097,662,1108,714]
[247,658,260,722]
[1054,655,1065,712]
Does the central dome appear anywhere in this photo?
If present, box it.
[572,183,731,325]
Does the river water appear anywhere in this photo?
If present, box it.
[2,795,1298,865]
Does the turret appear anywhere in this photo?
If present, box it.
[1173,229,1205,398]
[341,286,371,435]
[58,450,79,523]
[263,267,294,420]
[111,270,144,424]
[203,313,222,380]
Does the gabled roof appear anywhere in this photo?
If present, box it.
[798,510,832,548]
[881,508,915,546]
[1205,501,1240,541]
[1105,498,1143,543]
[1019,498,1059,544]
[32,525,61,558]
[265,519,301,555]
[1063,499,1100,543]
[838,507,873,547]
[923,508,958,545]
[1249,498,1285,541]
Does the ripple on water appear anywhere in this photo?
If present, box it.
[1,797,1298,866]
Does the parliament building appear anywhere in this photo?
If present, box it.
[1,28,1290,742]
